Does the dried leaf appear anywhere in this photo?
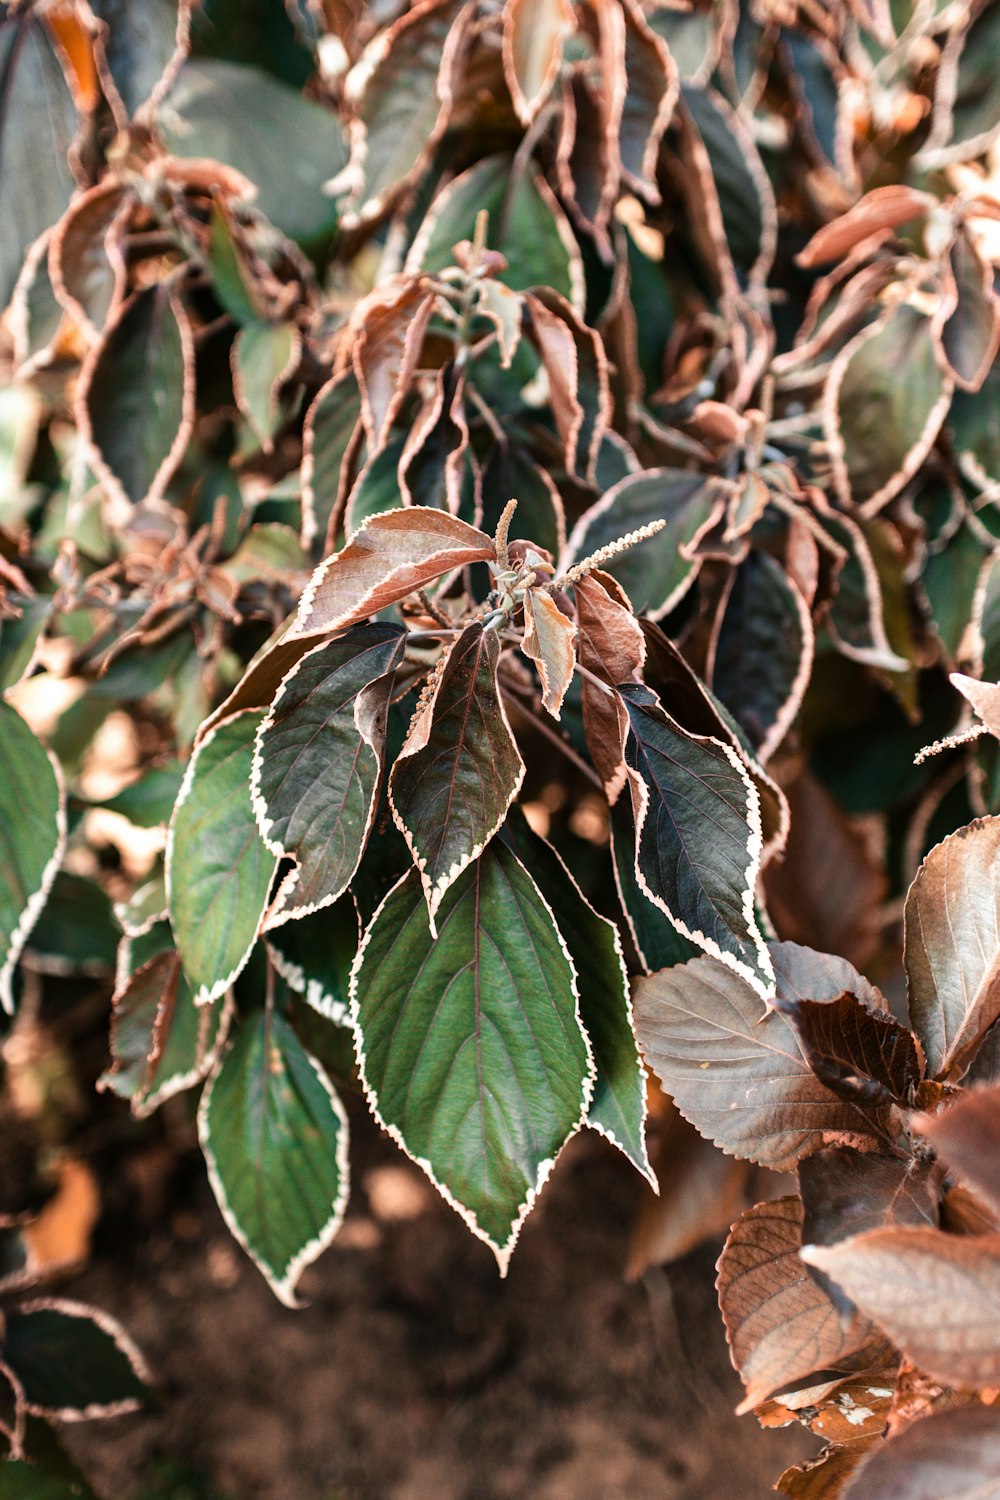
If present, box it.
[521,588,577,720]
[618,0,678,201]
[573,571,644,800]
[501,0,573,125]
[779,993,923,1107]
[352,278,435,452]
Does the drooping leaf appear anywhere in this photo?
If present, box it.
[503,811,652,1184]
[253,625,406,925]
[573,571,644,801]
[199,1007,349,1306]
[501,0,573,125]
[633,950,885,1169]
[609,796,701,973]
[711,551,813,764]
[841,1406,1000,1500]
[48,180,130,337]
[78,283,195,508]
[521,587,576,720]
[2,1300,148,1419]
[803,1226,1000,1389]
[914,1083,1000,1220]
[389,624,523,930]
[618,0,678,200]
[904,816,1000,1079]
[0,702,65,1014]
[409,154,584,311]
[0,9,78,312]
[824,303,953,516]
[89,0,189,121]
[301,371,363,549]
[523,290,610,482]
[345,0,472,224]
[939,227,1000,393]
[717,1197,881,1412]
[351,842,593,1268]
[621,683,773,997]
[266,895,359,1026]
[681,84,775,285]
[562,471,723,618]
[167,710,277,1004]
[290,508,496,639]
[232,320,299,452]
[159,59,347,245]
[777,1440,879,1500]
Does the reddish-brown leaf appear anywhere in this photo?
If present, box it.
[779,992,923,1106]
[351,277,435,452]
[797,186,936,268]
[500,0,573,125]
[523,290,610,483]
[521,586,576,720]
[914,1083,1000,1220]
[573,570,644,801]
[841,1405,1000,1499]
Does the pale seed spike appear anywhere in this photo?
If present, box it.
[559,518,667,586]
[494,498,518,569]
[913,723,987,765]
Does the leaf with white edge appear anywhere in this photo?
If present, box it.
[253,625,406,926]
[501,0,573,125]
[77,283,194,508]
[232,321,299,453]
[633,952,885,1170]
[802,1227,1000,1389]
[939,227,1000,393]
[952,672,1000,741]
[101,948,182,1106]
[199,1007,349,1307]
[0,702,65,1015]
[523,289,610,483]
[351,843,594,1269]
[824,303,954,517]
[89,0,190,122]
[711,551,814,764]
[521,588,576,721]
[167,711,277,1005]
[476,279,522,369]
[621,683,773,997]
[389,624,523,932]
[290,508,496,640]
[609,797,701,974]
[345,0,472,225]
[904,816,1000,1079]
[503,811,653,1186]
[817,506,908,673]
[350,277,434,454]
[841,1405,1000,1500]
[717,1197,881,1414]
[266,894,359,1027]
[618,0,678,200]
[301,371,363,550]
[561,470,723,618]
[2,1300,149,1420]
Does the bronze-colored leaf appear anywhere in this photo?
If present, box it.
[842,1404,1000,1499]
[351,277,435,452]
[779,992,923,1106]
[914,1083,1000,1220]
[939,226,1000,393]
[523,290,610,483]
[797,186,936,269]
[717,1196,881,1413]
[521,587,576,720]
[800,1150,938,1254]
[952,672,1000,741]
[778,1441,880,1500]
[618,0,678,201]
[573,570,644,800]
[501,0,573,125]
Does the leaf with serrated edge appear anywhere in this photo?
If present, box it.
[166,711,277,1006]
[100,949,182,1105]
[2,1298,149,1420]
[352,278,434,451]
[717,1197,880,1413]
[0,702,66,1014]
[266,894,359,1027]
[914,1083,1000,1220]
[904,816,1000,1079]
[389,624,523,934]
[251,626,406,927]
[198,1008,349,1307]
[502,811,653,1185]
[501,0,573,125]
[350,843,594,1270]
[803,1227,1000,1389]
[778,993,923,1106]
[621,683,773,997]
[521,588,576,720]
[952,672,1000,740]
[841,1405,1000,1500]
[290,507,495,640]
[633,949,885,1169]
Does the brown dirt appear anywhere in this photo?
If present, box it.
[65,1106,816,1500]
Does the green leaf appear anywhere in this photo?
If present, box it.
[79,283,195,508]
[167,710,277,1004]
[0,596,52,694]
[159,59,347,246]
[0,1461,94,1500]
[99,760,185,827]
[389,624,524,930]
[199,1007,349,1305]
[621,683,773,997]
[2,1300,148,1419]
[266,894,359,1025]
[904,816,1000,1079]
[410,155,584,311]
[24,872,118,976]
[609,797,700,973]
[503,813,653,1185]
[0,11,77,312]
[232,321,299,452]
[563,471,722,618]
[89,0,188,121]
[351,843,593,1267]
[252,625,406,924]
[0,703,65,1014]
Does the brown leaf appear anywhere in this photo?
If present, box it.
[573,570,644,801]
[952,672,1000,740]
[769,941,890,1018]
[797,186,937,268]
[800,1150,939,1255]
[501,0,573,125]
[48,179,130,337]
[618,0,677,202]
[780,993,923,1106]
[803,1226,1000,1389]
[904,816,1000,1080]
[777,1441,881,1500]
[915,1083,1000,1220]
[841,1405,1000,1499]
[717,1196,882,1413]
[633,951,886,1171]
[351,277,435,452]
[290,508,496,640]
[523,290,610,483]
[938,226,1000,393]
[521,586,576,720]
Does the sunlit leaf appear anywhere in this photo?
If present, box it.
[501,0,572,125]
[914,1082,1000,1220]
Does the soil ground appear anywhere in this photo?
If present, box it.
[62,1100,815,1500]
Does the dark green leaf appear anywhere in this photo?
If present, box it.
[2,1301,148,1419]
[0,703,65,1013]
[609,796,701,973]
[232,320,298,451]
[266,894,358,1025]
[99,761,185,828]
[24,872,118,976]
[199,1007,349,1304]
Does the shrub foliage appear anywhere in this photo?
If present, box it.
[4,0,1000,1492]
